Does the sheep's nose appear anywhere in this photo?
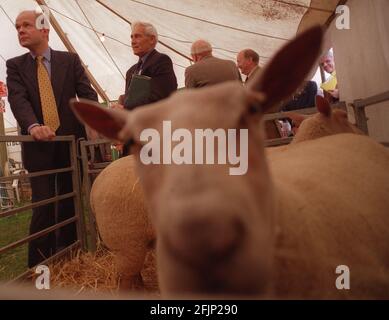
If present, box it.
[166,211,245,268]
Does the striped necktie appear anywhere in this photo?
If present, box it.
[136,59,143,75]
[36,56,60,132]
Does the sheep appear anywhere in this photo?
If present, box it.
[287,95,363,143]
[72,25,389,298]
[90,57,368,293]
[265,95,364,157]
[90,95,367,291]
[89,155,155,289]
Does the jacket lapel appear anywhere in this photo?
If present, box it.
[50,50,69,107]
[23,54,38,92]
[140,49,157,75]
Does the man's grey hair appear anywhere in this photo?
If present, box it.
[132,21,158,41]
[191,39,212,55]
[320,50,334,60]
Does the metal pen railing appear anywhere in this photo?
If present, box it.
[0,135,85,281]
[351,90,389,135]
[79,138,112,253]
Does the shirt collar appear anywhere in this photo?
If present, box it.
[139,49,154,65]
[30,47,51,62]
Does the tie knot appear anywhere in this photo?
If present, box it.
[36,56,43,63]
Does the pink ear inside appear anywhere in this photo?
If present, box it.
[316,95,331,117]
[70,99,126,140]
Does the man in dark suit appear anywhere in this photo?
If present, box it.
[6,10,98,267]
[185,40,241,88]
[114,21,177,155]
[281,81,318,111]
[117,21,177,111]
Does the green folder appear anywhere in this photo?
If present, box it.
[124,74,151,110]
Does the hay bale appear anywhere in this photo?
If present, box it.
[141,249,158,292]
[47,245,159,296]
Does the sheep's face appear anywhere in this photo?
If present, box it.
[121,82,275,295]
[293,96,364,143]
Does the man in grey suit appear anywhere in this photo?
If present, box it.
[185,40,241,88]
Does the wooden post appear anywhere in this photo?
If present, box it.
[69,136,87,251]
[352,101,369,135]
[79,139,98,253]
[0,112,8,175]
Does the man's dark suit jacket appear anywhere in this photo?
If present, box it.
[124,49,177,110]
[6,50,98,171]
[281,81,318,111]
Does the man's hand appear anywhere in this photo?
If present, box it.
[30,125,56,141]
[328,88,339,99]
[110,103,124,110]
[0,81,7,97]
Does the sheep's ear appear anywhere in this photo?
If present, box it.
[247,25,323,114]
[70,98,128,141]
[316,95,332,117]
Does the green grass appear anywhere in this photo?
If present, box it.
[0,196,96,282]
[0,206,31,281]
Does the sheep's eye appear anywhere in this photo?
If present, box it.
[246,91,266,115]
[249,103,262,114]
[126,138,135,152]
[127,138,135,146]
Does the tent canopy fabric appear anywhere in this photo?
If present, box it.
[1,0,340,128]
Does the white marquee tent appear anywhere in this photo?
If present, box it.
[0,0,341,130]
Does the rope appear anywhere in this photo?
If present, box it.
[75,0,125,79]
[127,0,289,41]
